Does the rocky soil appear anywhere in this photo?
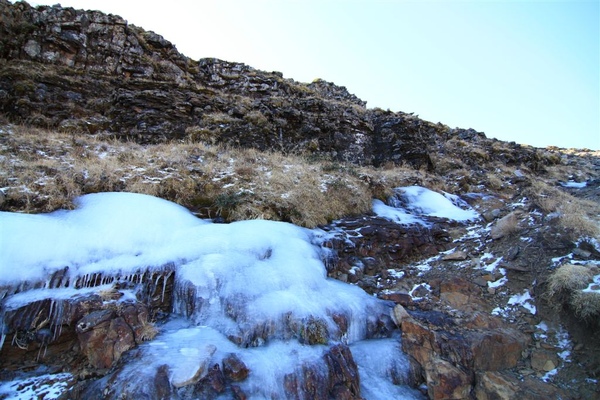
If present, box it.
[1,1,599,399]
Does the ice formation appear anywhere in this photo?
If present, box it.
[374,186,479,224]
[0,192,427,399]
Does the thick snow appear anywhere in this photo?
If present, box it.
[1,193,384,340]
[0,193,207,285]
[374,186,478,224]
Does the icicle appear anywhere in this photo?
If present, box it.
[36,344,44,361]
[0,313,5,351]
[161,271,173,303]
[53,324,63,343]
[48,300,56,327]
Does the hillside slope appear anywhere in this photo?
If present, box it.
[1,1,599,399]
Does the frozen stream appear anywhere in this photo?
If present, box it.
[0,191,444,399]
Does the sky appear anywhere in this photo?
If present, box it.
[23,0,599,149]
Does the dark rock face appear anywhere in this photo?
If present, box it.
[321,216,451,292]
[0,0,550,171]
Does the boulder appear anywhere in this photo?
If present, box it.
[424,358,472,400]
[467,328,530,371]
[76,310,134,369]
[530,348,559,372]
[75,302,153,369]
[222,353,249,382]
[474,371,573,400]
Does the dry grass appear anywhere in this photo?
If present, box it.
[1,124,418,227]
[490,211,521,240]
[546,264,594,299]
[486,173,505,191]
[570,291,600,321]
[546,264,600,321]
[527,181,600,240]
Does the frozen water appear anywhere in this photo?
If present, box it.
[351,337,425,399]
[0,192,207,285]
[0,192,414,397]
[374,186,478,225]
[0,372,72,399]
[372,199,427,225]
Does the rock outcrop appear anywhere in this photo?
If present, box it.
[0,0,558,171]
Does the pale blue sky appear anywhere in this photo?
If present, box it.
[24,1,600,149]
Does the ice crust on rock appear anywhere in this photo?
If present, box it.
[0,192,416,398]
[374,186,479,225]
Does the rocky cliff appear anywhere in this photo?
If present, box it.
[0,0,558,172]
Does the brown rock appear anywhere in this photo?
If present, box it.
[440,292,470,308]
[424,358,472,400]
[76,309,134,369]
[378,291,413,306]
[222,353,249,382]
[392,304,411,327]
[475,371,573,400]
[440,277,476,294]
[469,328,530,371]
[442,250,468,261]
[530,349,559,372]
[231,385,248,400]
[462,312,503,330]
[474,371,519,400]
[323,344,361,398]
[193,363,226,397]
[439,277,484,311]
[401,317,438,367]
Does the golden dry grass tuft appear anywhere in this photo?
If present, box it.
[570,291,600,321]
[546,264,600,321]
[526,181,600,240]
[546,264,594,299]
[490,211,521,240]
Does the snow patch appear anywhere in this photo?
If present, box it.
[560,181,587,188]
[373,186,478,225]
[507,291,536,315]
[372,199,426,226]
[0,372,72,400]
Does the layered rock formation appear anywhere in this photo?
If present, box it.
[0,0,555,172]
